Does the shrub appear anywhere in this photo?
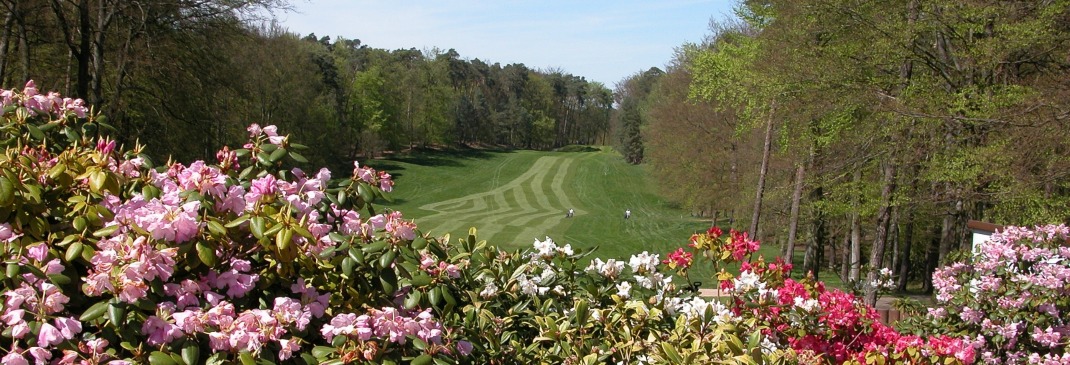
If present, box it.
[0,81,973,364]
[908,225,1070,364]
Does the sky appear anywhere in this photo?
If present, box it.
[270,0,739,87]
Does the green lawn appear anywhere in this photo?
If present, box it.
[367,147,783,287]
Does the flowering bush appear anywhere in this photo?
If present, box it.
[677,227,976,365]
[0,81,977,365]
[910,225,1070,364]
[0,82,464,364]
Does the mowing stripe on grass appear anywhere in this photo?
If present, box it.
[417,156,578,245]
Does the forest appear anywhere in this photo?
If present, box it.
[2,0,1069,296]
[618,0,1070,300]
[0,0,612,172]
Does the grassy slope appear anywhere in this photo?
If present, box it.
[370,147,781,286]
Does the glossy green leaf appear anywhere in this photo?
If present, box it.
[197,241,217,267]
[79,300,110,322]
[411,354,433,365]
[0,175,14,206]
[181,344,200,365]
[149,351,178,365]
[311,346,335,359]
[65,241,84,262]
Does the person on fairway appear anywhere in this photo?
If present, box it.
[625,209,631,219]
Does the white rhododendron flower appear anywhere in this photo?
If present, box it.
[616,281,632,298]
[628,251,660,274]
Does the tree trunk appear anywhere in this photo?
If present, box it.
[895,209,914,292]
[920,225,940,294]
[848,169,862,282]
[864,158,898,306]
[804,185,825,280]
[938,200,963,264]
[749,104,775,238]
[0,10,13,83]
[785,163,806,267]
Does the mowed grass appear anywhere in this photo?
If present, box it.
[368,147,784,287]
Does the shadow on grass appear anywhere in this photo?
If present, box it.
[554,145,602,153]
[382,147,511,168]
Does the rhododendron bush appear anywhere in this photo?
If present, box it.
[906,225,1070,364]
[0,82,978,364]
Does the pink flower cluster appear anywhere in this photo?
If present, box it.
[321,307,444,346]
[662,248,693,269]
[144,279,328,360]
[420,254,461,279]
[83,234,178,303]
[353,161,394,193]
[246,123,285,146]
[0,80,87,118]
[927,224,1070,364]
[716,239,974,364]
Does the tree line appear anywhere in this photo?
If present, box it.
[0,0,613,172]
[620,0,1070,303]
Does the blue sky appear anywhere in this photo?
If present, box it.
[271,1,739,87]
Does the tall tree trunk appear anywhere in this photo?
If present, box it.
[0,10,13,83]
[848,169,862,282]
[895,162,920,292]
[15,11,27,82]
[938,200,963,264]
[749,104,775,238]
[785,163,806,267]
[921,225,941,294]
[804,184,825,280]
[895,206,914,293]
[864,158,898,306]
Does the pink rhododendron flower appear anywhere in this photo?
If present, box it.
[142,316,182,346]
[53,316,82,339]
[457,340,474,356]
[2,352,28,365]
[37,322,64,347]
[0,222,21,243]
[278,338,301,360]
[662,247,693,269]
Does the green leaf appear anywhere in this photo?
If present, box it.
[108,303,126,325]
[65,242,84,262]
[47,273,71,285]
[149,351,178,365]
[311,346,336,359]
[341,257,355,277]
[411,337,429,351]
[268,147,287,163]
[357,184,373,203]
[250,216,266,239]
[181,344,200,365]
[403,290,423,309]
[88,171,106,193]
[225,215,251,228]
[289,151,308,163]
[79,300,110,322]
[362,241,388,254]
[379,249,397,268]
[411,354,433,365]
[661,342,683,363]
[92,224,119,238]
[196,241,217,267]
[0,175,14,206]
[256,152,271,166]
[26,123,44,140]
[239,351,256,365]
[409,273,432,287]
[206,220,226,237]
